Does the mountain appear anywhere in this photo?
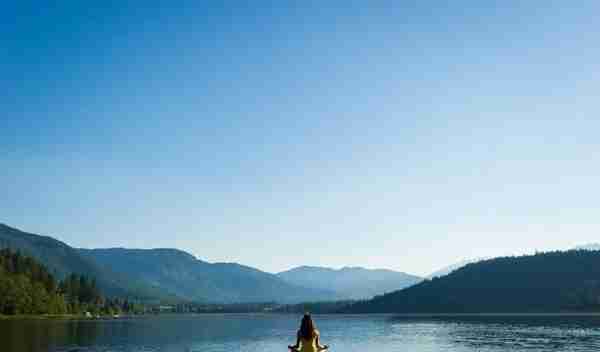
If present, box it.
[344,250,600,313]
[0,223,167,300]
[277,266,422,300]
[426,258,486,279]
[79,248,337,304]
[0,223,337,304]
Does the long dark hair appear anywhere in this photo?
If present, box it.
[299,313,317,340]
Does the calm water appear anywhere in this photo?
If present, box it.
[2,314,600,352]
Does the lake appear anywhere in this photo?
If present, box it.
[2,314,600,352]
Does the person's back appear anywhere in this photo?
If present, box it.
[288,314,328,352]
[298,330,319,352]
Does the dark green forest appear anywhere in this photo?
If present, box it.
[0,223,171,301]
[0,249,141,316]
[345,250,600,313]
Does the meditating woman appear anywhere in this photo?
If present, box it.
[288,313,329,352]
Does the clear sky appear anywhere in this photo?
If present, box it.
[2,2,599,276]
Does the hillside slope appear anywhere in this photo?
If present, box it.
[345,250,600,313]
[426,258,487,279]
[80,248,337,304]
[0,223,171,300]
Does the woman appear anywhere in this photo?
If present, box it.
[288,313,329,352]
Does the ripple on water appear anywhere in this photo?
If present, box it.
[3,314,600,352]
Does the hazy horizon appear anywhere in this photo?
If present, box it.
[2,221,597,277]
[3,2,600,277]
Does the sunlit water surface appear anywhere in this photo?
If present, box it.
[2,314,600,352]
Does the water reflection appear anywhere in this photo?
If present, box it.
[388,314,600,351]
[1,314,600,352]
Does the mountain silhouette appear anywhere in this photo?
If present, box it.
[1,222,336,303]
[80,248,337,303]
[277,265,422,299]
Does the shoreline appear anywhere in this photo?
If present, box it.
[0,314,82,320]
[4,311,600,320]
[0,314,133,320]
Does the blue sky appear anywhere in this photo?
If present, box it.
[2,2,599,276]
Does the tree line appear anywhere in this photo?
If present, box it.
[0,249,142,315]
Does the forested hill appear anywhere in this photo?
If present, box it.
[0,223,95,278]
[0,223,170,300]
[345,250,600,313]
[0,223,336,304]
[0,248,67,314]
[0,248,140,315]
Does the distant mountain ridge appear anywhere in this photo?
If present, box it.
[277,265,422,300]
[0,222,336,304]
[80,248,336,303]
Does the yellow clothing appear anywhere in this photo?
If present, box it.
[297,330,321,352]
[298,337,318,352]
